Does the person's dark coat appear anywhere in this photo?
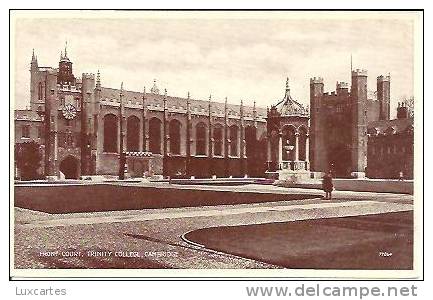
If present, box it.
[322,173,333,192]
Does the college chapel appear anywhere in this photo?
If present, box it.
[14,47,413,180]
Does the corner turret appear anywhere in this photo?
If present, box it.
[309,76,325,172]
[350,68,368,177]
[31,49,38,69]
[336,81,349,95]
[377,74,391,121]
[397,102,409,119]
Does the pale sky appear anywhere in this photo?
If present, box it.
[13,12,416,118]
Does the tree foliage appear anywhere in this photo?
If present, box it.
[15,141,43,180]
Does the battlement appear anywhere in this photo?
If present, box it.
[82,73,95,80]
[352,69,368,77]
[397,102,409,119]
[336,81,349,89]
[310,77,324,84]
[377,74,390,82]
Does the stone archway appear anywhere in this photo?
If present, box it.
[327,143,351,178]
[59,155,79,179]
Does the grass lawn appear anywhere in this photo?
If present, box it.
[185,211,413,269]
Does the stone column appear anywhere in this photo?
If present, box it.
[139,117,144,152]
[237,129,241,157]
[241,128,246,158]
[278,132,283,169]
[120,116,126,153]
[53,118,58,177]
[117,115,121,153]
[305,134,310,170]
[266,136,272,171]
[144,118,149,151]
[166,134,170,155]
[209,126,214,158]
[142,88,147,152]
[267,137,271,162]
[295,133,299,161]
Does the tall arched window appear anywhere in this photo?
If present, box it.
[229,125,238,156]
[169,119,181,155]
[196,122,206,155]
[127,116,140,152]
[282,125,296,161]
[149,117,162,154]
[38,82,43,100]
[103,114,118,153]
[245,126,257,159]
[213,125,223,156]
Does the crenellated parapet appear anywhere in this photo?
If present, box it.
[82,73,95,80]
[377,74,390,82]
[310,77,324,84]
[352,68,368,77]
[336,81,349,90]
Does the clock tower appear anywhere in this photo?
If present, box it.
[57,43,75,85]
[41,45,96,179]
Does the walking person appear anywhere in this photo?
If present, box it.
[322,170,334,200]
[398,171,404,181]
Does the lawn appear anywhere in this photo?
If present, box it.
[185,211,413,269]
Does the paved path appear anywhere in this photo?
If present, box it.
[20,200,411,229]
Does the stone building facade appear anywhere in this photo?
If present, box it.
[14,47,414,180]
[366,103,414,179]
[15,49,269,179]
[309,70,392,178]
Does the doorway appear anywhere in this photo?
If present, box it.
[59,155,79,179]
[327,143,351,178]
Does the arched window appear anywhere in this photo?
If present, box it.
[245,126,257,159]
[38,82,43,100]
[169,119,181,155]
[229,125,238,156]
[127,116,140,151]
[103,114,118,153]
[196,122,206,155]
[282,125,296,161]
[298,127,308,161]
[149,118,162,154]
[213,125,223,156]
[270,130,279,164]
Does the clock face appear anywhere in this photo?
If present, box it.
[62,103,77,120]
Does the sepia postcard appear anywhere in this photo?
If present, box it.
[10,10,423,279]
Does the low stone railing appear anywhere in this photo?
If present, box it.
[279,160,309,171]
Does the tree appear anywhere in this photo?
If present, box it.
[402,96,414,118]
[15,141,43,180]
